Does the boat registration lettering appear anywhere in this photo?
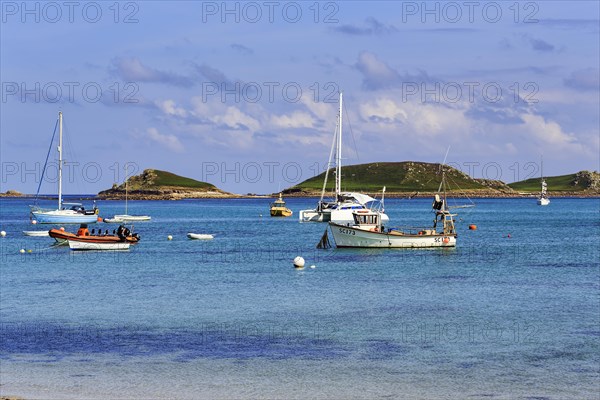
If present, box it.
[338,228,355,236]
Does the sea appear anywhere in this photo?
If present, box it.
[1,196,599,399]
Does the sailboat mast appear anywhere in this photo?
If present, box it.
[125,164,128,215]
[57,112,63,210]
[335,92,342,198]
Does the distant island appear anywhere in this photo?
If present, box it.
[89,163,598,200]
[98,169,235,200]
[283,162,600,198]
[0,190,23,197]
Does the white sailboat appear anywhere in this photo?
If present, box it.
[104,164,151,223]
[299,92,388,225]
[30,112,99,224]
[537,157,550,206]
[329,170,458,248]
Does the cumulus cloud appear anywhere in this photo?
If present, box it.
[270,111,317,129]
[145,128,184,152]
[155,99,187,117]
[110,57,193,86]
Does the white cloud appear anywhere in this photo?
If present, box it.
[155,99,187,117]
[145,127,184,153]
[270,111,316,129]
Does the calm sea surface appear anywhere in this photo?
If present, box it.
[1,197,599,399]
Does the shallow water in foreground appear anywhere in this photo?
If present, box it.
[1,197,599,399]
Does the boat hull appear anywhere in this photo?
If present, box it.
[22,230,50,237]
[187,233,214,240]
[270,208,293,217]
[68,240,130,251]
[537,198,550,206]
[48,229,139,244]
[105,215,151,222]
[329,223,456,248]
[299,209,331,222]
[31,210,98,224]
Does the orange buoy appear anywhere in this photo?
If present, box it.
[443,237,450,244]
[468,224,477,230]
[97,216,103,222]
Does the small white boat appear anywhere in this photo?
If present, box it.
[68,240,130,251]
[104,214,151,223]
[537,156,550,206]
[23,230,50,237]
[105,165,151,222]
[29,112,99,224]
[187,233,214,240]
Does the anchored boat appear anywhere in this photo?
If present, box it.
[327,168,468,248]
[299,92,388,225]
[537,157,550,206]
[270,193,293,217]
[30,112,99,224]
[49,224,140,246]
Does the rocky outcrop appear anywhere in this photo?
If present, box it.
[0,190,24,197]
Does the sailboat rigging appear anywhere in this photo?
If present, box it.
[30,112,99,224]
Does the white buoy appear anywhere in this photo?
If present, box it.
[31,220,37,225]
[0,231,6,237]
[293,256,305,269]
[19,249,25,254]
[167,235,173,241]
[310,265,316,269]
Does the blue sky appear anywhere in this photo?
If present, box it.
[1,1,599,194]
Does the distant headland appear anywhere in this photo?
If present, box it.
[3,164,598,200]
[98,163,600,199]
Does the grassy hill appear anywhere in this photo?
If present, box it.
[98,169,227,199]
[140,169,216,189]
[509,171,600,192]
[285,162,502,193]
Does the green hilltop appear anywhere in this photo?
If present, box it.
[98,169,227,199]
[509,171,600,192]
[285,161,505,193]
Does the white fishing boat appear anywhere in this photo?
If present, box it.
[537,157,550,206]
[326,168,465,249]
[68,240,130,251]
[105,164,151,222]
[187,233,214,240]
[299,93,388,225]
[22,230,50,237]
[29,112,99,224]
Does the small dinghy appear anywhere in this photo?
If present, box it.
[187,233,214,240]
[23,230,50,237]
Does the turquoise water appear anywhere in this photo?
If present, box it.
[1,197,599,399]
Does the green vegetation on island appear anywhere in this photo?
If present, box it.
[509,170,600,192]
[98,169,232,199]
[284,162,512,194]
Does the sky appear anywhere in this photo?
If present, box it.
[1,0,599,195]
